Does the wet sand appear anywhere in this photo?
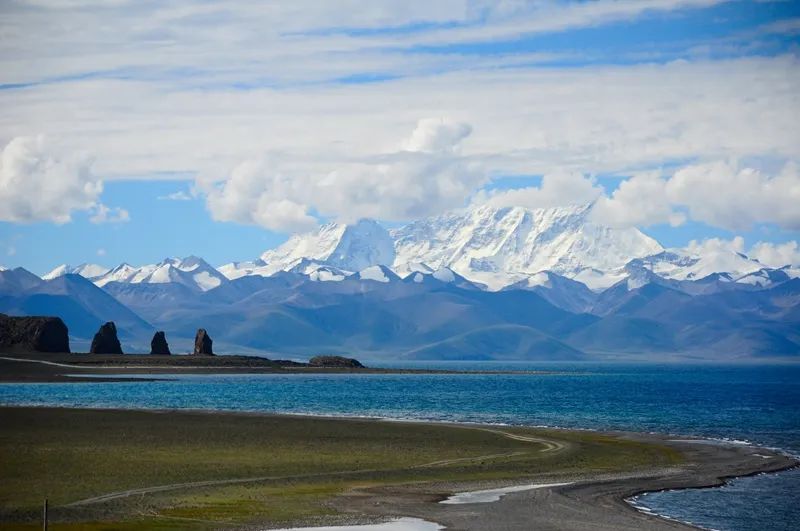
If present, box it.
[333,432,797,530]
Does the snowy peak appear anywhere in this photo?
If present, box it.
[392,203,663,290]
[630,249,764,283]
[43,263,110,280]
[93,256,227,291]
[218,259,268,280]
[287,259,351,282]
[255,219,395,277]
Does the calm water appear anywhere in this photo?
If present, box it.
[1,362,798,530]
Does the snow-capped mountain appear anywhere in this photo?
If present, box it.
[220,219,395,279]
[43,263,110,280]
[35,204,798,298]
[628,249,765,283]
[391,204,663,290]
[94,256,227,291]
[11,202,800,360]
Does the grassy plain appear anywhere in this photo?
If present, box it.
[0,407,682,530]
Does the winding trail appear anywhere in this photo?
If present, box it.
[64,426,566,507]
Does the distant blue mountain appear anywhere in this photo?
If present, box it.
[0,269,153,346]
[1,266,798,360]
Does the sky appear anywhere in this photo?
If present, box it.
[0,0,799,275]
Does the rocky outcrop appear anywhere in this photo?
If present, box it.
[0,314,70,353]
[150,331,171,355]
[308,355,364,368]
[193,328,214,355]
[90,322,123,354]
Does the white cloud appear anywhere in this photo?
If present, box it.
[2,1,798,242]
[685,236,746,256]
[588,161,800,231]
[679,236,800,268]
[666,161,800,231]
[475,171,603,210]
[202,119,486,231]
[96,247,106,256]
[402,118,472,153]
[158,190,193,201]
[0,136,103,224]
[89,203,130,224]
[749,240,800,268]
[591,171,686,228]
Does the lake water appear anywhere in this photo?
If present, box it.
[1,362,798,530]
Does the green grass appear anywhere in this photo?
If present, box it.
[0,407,682,529]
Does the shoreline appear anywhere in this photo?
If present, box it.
[0,406,796,530]
[0,354,562,383]
[329,433,797,531]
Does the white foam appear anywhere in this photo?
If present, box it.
[440,482,572,504]
[271,517,442,531]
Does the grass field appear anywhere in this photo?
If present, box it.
[0,407,682,530]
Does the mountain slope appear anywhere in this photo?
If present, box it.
[221,219,395,279]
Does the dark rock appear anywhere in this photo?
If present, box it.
[308,355,364,368]
[150,331,171,355]
[0,313,70,353]
[90,321,123,354]
[193,328,214,355]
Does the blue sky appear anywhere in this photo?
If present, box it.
[1,0,799,274]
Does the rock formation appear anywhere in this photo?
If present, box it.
[90,321,123,354]
[150,331,171,355]
[308,355,364,368]
[0,314,70,353]
[193,328,214,355]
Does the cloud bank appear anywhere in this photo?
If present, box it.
[203,119,485,231]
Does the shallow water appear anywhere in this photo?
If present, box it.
[271,517,441,531]
[440,482,573,504]
[1,361,798,530]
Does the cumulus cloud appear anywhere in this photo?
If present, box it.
[680,236,800,268]
[202,119,486,231]
[591,171,686,228]
[402,118,472,153]
[589,161,800,231]
[749,240,800,268]
[475,171,603,210]
[89,203,130,224]
[203,158,319,233]
[666,161,800,231]
[685,236,746,256]
[0,136,103,224]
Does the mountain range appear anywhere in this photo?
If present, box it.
[2,204,798,360]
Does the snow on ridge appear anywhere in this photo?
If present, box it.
[391,203,662,290]
[260,219,395,275]
[36,205,796,295]
[43,263,110,281]
[358,265,391,283]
